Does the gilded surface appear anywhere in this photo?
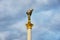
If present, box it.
[26,9,33,29]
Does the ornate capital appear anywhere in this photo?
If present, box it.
[26,22,33,29]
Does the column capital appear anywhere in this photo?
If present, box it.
[26,22,33,29]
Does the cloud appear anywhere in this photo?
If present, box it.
[0,0,60,19]
[31,8,60,40]
[0,31,10,40]
[0,0,60,40]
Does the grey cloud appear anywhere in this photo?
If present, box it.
[0,0,60,40]
[31,8,60,40]
[0,0,60,19]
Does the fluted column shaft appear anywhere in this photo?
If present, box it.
[27,29,32,40]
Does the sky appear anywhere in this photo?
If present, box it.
[0,0,60,40]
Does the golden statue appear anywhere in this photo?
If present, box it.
[26,9,33,29]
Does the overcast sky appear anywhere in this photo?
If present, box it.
[0,0,60,40]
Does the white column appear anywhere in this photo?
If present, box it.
[27,29,32,40]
